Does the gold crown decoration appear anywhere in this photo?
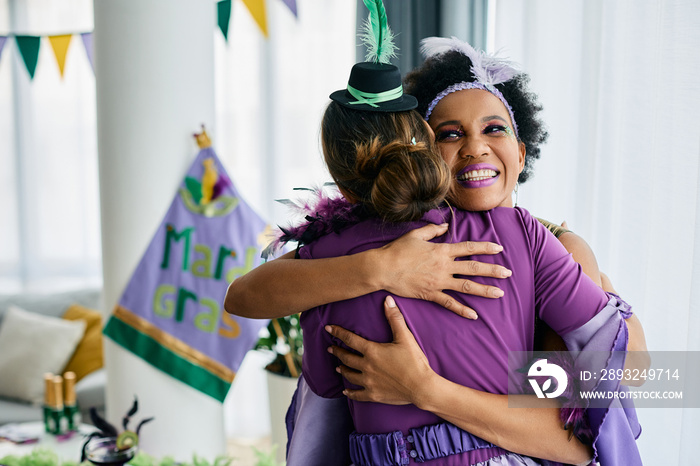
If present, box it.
[194,124,212,149]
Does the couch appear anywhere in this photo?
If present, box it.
[0,288,106,425]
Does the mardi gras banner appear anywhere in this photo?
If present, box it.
[103,146,270,402]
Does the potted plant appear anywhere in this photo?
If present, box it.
[254,315,302,463]
[254,315,302,378]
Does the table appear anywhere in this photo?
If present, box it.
[0,421,96,463]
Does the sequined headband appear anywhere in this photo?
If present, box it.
[424,82,519,137]
[420,37,521,137]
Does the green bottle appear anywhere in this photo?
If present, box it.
[63,371,81,431]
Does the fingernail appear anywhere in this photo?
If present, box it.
[335,366,341,373]
[325,325,333,333]
[502,268,512,278]
[386,296,396,308]
[493,244,503,252]
[492,288,504,298]
[342,390,349,396]
[470,311,479,320]
[327,346,333,354]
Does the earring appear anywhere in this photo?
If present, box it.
[513,182,519,207]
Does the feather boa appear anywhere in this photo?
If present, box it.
[261,188,366,260]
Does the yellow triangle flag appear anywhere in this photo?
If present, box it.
[241,0,268,37]
[48,34,73,78]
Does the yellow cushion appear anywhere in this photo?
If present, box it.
[62,304,104,381]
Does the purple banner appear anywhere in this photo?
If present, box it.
[111,147,270,396]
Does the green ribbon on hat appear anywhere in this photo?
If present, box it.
[347,84,403,107]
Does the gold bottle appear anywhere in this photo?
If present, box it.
[63,371,81,431]
[43,373,54,433]
[50,375,68,435]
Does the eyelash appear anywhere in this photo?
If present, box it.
[435,128,465,142]
[485,124,508,135]
[435,124,509,142]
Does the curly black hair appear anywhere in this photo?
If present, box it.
[404,50,549,183]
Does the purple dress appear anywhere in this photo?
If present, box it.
[288,206,641,466]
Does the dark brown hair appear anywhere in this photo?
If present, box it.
[321,102,450,223]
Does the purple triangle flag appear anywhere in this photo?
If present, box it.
[281,0,298,17]
[81,32,94,72]
[0,37,7,62]
[103,147,271,402]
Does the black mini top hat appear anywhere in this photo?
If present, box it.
[330,62,417,113]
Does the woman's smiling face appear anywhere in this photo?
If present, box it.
[428,88,525,212]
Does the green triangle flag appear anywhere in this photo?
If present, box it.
[16,36,41,79]
[217,0,232,41]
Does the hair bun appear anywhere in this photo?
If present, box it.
[356,137,450,223]
[321,104,451,222]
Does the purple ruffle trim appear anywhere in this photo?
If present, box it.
[608,292,633,319]
[350,431,409,466]
[519,293,642,465]
[349,422,506,466]
[560,293,642,465]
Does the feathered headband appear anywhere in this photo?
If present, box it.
[420,37,521,137]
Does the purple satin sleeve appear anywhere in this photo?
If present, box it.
[286,375,354,466]
[561,294,643,466]
[523,210,609,336]
[608,292,634,319]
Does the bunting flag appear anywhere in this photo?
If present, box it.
[217,0,232,41]
[1,0,300,80]
[15,35,41,79]
[281,0,298,17]
[0,37,7,63]
[80,32,94,72]
[48,34,72,78]
[241,0,268,37]
[102,145,271,402]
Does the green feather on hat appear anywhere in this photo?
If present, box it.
[360,0,397,64]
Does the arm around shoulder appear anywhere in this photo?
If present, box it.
[224,250,383,319]
[224,222,510,319]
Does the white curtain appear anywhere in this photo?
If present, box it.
[492,0,700,463]
[0,0,100,293]
[214,0,355,227]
